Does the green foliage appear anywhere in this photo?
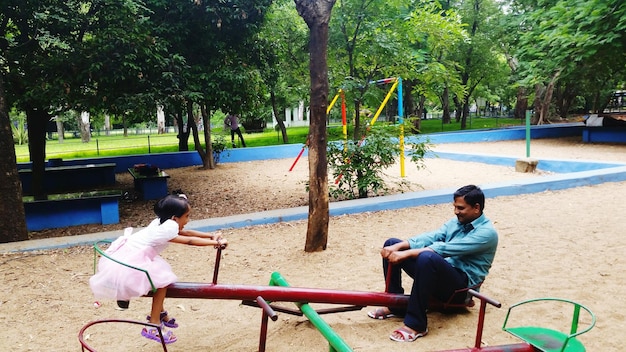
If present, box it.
[511,0,626,111]
[211,134,229,164]
[327,125,430,200]
[10,109,28,145]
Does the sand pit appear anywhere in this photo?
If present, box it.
[1,137,625,351]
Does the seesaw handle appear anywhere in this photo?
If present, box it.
[212,245,226,284]
[469,289,501,308]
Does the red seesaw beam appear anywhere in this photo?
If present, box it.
[160,282,409,309]
[437,344,535,352]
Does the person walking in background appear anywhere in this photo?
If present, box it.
[89,194,228,344]
[224,113,246,147]
[368,185,498,342]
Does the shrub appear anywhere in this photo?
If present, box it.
[11,110,28,145]
[211,134,229,164]
[327,125,431,200]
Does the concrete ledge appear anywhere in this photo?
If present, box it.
[582,127,626,143]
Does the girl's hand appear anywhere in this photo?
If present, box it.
[215,238,228,249]
[211,231,223,240]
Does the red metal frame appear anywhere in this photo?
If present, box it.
[78,319,169,352]
[132,245,540,351]
[433,290,534,352]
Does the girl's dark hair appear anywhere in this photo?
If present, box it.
[454,185,485,211]
[154,194,190,224]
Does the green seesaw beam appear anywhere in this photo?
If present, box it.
[270,272,353,352]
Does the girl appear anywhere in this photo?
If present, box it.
[89,194,227,344]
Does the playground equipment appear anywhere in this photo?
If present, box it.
[502,298,596,352]
[290,77,407,176]
[83,244,595,352]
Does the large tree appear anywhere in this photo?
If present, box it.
[0,75,28,242]
[447,0,503,129]
[294,0,336,252]
[150,0,271,168]
[511,0,626,121]
[2,0,163,199]
[256,0,310,144]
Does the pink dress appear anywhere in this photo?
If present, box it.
[89,219,179,300]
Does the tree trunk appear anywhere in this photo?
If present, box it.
[453,95,462,123]
[554,83,575,119]
[56,119,65,142]
[78,112,91,143]
[441,86,451,124]
[461,95,470,130]
[403,79,415,117]
[514,87,528,119]
[533,84,544,124]
[123,115,128,137]
[26,107,50,199]
[294,0,336,252]
[353,100,362,140]
[186,100,209,169]
[200,103,216,169]
[536,71,561,125]
[270,90,288,143]
[175,104,189,151]
[0,77,28,242]
[413,94,426,133]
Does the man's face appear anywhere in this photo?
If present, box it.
[453,196,481,224]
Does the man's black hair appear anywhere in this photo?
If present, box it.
[454,185,485,211]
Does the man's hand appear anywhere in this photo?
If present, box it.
[387,250,409,264]
[380,246,395,259]
[382,247,433,264]
[381,245,410,264]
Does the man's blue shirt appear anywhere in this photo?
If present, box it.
[407,213,498,287]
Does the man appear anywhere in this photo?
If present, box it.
[368,184,498,342]
[224,113,246,148]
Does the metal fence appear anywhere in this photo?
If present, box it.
[17,130,187,160]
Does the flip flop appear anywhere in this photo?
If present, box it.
[141,326,177,344]
[147,311,178,328]
[389,327,428,342]
[367,307,396,320]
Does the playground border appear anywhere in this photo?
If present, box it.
[3,123,625,253]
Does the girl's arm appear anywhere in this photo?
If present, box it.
[170,234,228,247]
[179,229,222,240]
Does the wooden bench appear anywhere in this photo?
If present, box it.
[128,168,170,200]
[19,163,116,195]
[23,190,121,231]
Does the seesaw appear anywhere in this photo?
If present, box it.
[82,243,595,352]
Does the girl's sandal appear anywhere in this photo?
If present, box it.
[146,311,179,328]
[141,326,177,344]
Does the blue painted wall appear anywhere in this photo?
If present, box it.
[18,123,584,172]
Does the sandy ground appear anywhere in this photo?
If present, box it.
[2,137,626,351]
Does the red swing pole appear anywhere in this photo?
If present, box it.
[288,146,306,172]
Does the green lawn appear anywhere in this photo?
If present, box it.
[14,117,523,162]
